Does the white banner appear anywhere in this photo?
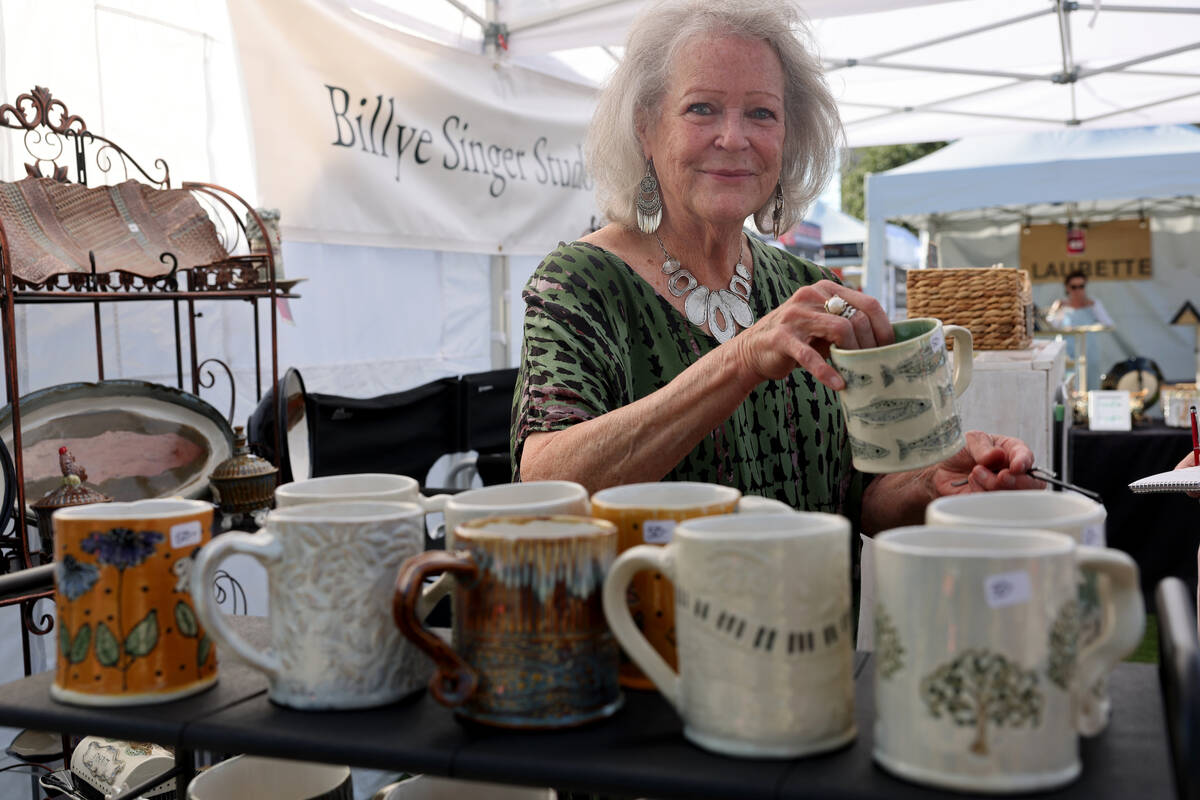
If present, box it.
[229,0,599,255]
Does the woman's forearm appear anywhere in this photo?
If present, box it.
[860,467,937,535]
[520,345,762,493]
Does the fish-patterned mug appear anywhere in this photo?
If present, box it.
[830,318,973,473]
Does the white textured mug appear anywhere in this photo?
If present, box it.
[603,512,855,758]
[274,473,449,513]
[830,317,972,473]
[872,526,1144,793]
[190,501,432,710]
[925,490,1113,734]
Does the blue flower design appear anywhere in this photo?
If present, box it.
[80,527,164,571]
[56,555,100,601]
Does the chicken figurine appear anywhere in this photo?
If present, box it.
[59,445,87,483]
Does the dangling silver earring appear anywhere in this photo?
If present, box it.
[772,183,785,239]
[636,159,662,234]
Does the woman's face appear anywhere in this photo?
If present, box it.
[640,34,786,231]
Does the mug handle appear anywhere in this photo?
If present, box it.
[393,550,480,707]
[189,532,284,680]
[944,324,974,397]
[418,493,450,513]
[602,545,682,711]
[1072,546,1145,735]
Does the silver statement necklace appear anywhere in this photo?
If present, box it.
[655,233,755,344]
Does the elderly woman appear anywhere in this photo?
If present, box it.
[511,0,1041,532]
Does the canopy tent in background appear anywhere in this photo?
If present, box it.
[805,200,920,279]
[863,125,1200,387]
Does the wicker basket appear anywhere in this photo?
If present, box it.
[905,267,1033,350]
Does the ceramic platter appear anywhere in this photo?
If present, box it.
[0,380,234,511]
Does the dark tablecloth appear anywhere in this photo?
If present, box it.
[1069,424,1199,606]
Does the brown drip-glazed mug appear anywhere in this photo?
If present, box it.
[393,514,621,729]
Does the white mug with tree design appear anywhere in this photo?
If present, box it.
[872,526,1144,793]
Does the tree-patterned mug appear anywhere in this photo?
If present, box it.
[871,526,1144,793]
[52,499,217,706]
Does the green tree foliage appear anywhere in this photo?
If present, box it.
[840,142,948,222]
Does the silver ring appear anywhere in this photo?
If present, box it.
[823,295,857,319]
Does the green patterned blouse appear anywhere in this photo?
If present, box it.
[510,236,869,524]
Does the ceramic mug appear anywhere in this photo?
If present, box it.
[441,480,590,548]
[603,512,855,758]
[424,480,592,627]
[274,472,449,513]
[872,526,1144,793]
[589,482,742,689]
[51,499,217,706]
[186,755,352,800]
[394,515,621,728]
[925,489,1113,734]
[588,482,793,688]
[190,501,432,710]
[830,317,973,473]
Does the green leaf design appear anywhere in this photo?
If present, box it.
[124,609,159,659]
[197,635,212,668]
[59,625,70,660]
[95,623,120,668]
[68,624,92,665]
[174,600,199,638]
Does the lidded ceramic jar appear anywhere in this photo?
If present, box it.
[208,426,278,515]
[31,447,112,561]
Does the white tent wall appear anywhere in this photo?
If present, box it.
[0,1,502,425]
[933,211,1200,389]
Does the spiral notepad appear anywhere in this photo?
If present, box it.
[1129,465,1200,494]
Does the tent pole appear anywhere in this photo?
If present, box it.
[863,175,888,311]
[491,253,510,369]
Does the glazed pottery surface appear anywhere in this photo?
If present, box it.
[394,515,621,729]
[274,472,448,512]
[186,755,352,800]
[830,318,973,473]
[190,501,431,710]
[603,512,856,759]
[590,482,741,688]
[925,490,1113,734]
[442,480,589,548]
[871,526,1144,793]
[51,499,217,705]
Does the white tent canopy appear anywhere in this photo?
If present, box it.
[862,124,1200,384]
[408,0,1200,147]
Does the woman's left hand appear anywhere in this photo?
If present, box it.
[928,431,1045,495]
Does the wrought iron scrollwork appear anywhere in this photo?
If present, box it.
[20,596,53,636]
[198,357,236,423]
[212,569,247,616]
[0,86,86,134]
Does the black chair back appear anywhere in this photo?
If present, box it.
[1158,576,1200,800]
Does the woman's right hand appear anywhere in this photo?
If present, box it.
[733,279,892,391]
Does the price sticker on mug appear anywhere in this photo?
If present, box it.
[642,519,675,544]
[170,520,203,549]
[1081,523,1105,547]
[984,570,1032,609]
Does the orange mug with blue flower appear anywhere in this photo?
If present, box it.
[52,499,217,705]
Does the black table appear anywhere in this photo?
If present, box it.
[1069,424,1199,607]
[0,645,1171,799]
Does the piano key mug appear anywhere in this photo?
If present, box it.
[602,512,856,758]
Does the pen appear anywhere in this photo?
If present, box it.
[1191,405,1199,467]
[950,467,1101,502]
